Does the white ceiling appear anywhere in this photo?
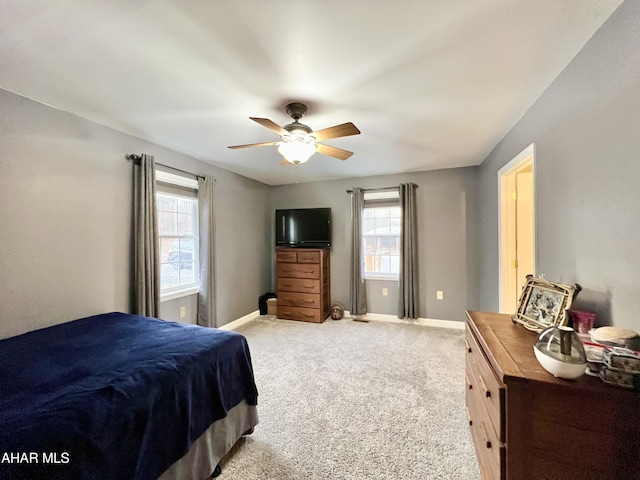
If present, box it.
[0,1,622,186]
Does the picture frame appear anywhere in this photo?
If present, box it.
[512,275,581,332]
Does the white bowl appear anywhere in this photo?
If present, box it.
[534,345,587,380]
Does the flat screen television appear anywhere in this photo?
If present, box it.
[275,208,332,248]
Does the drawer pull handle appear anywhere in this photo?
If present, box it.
[465,339,472,353]
[304,300,315,304]
[479,375,491,398]
[303,285,314,289]
[465,407,472,426]
[465,373,473,390]
[480,422,492,449]
[304,314,314,319]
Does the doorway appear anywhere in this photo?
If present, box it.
[498,144,536,314]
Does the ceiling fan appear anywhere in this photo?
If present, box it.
[228,103,360,165]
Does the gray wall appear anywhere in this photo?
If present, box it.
[477,0,640,330]
[270,167,479,322]
[0,88,271,339]
[4,1,633,336]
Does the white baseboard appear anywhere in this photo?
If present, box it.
[218,310,261,331]
[345,311,465,330]
[219,309,465,331]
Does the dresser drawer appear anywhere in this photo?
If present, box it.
[277,306,323,323]
[276,250,298,263]
[297,250,320,263]
[276,250,320,264]
[277,262,320,279]
[277,278,321,294]
[467,390,505,480]
[278,292,321,308]
[465,327,504,442]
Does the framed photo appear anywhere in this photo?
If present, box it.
[512,275,581,332]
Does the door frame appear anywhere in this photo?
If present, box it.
[498,143,537,313]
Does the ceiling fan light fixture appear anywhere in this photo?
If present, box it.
[228,102,359,163]
[278,141,317,164]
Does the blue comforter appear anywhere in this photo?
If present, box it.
[0,312,258,480]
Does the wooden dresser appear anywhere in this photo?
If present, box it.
[276,248,330,323]
[465,310,640,480]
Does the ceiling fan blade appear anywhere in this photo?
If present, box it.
[315,143,353,161]
[281,158,294,166]
[250,117,288,136]
[311,122,360,141]
[227,141,280,149]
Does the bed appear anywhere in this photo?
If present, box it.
[0,312,259,480]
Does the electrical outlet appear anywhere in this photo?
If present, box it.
[179,306,186,318]
[382,288,388,296]
[436,291,444,300]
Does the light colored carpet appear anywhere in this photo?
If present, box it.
[219,316,480,479]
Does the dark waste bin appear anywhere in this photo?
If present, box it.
[259,292,277,315]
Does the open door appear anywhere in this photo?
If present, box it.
[499,144,536,314]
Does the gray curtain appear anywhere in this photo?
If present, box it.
[350,188,367,316]
[398,182,419,319]
[133,154,160,317]
[197,175,216,328]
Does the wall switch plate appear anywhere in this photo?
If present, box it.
[382,288,388,296]
[179,306,186,318]
[436,291,444,300]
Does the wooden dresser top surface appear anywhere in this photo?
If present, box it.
[466,310,640,399]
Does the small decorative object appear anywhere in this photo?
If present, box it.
[602,347,640,374]
[589,326,640,350]
[330,302,345,320]
[512,275,581,332]
[570,310,597,334]
[600,366,640,390]
[533,325,587,379]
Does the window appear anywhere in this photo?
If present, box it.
[156,171,199,298]
[362,190,400,280]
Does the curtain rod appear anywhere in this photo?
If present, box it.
[127,154,206,180]
[346,185,418,194]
